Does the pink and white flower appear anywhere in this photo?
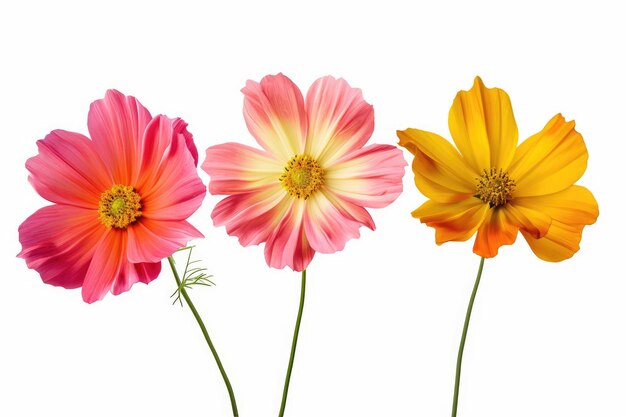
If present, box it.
[203,74,406,271]
[18,90,206,303]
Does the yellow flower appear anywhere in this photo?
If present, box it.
[398,77,598,260]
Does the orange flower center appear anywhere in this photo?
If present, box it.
[98,184,142,228]
[280,154,324,199]
[476,168,516,208]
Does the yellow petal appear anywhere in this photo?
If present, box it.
[473,207,519,258]
[509,114,588,197]
[516,185,598,261]
[398,128,476,203]
[506,202,552,239]
[413,198,489,244]
[448,77,518,173]
[521,222,585,262]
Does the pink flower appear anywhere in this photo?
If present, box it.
[203,74,406,271]
[18,90,206,303]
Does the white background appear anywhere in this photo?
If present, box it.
[1,1,624,416]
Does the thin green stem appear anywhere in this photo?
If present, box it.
[451,257,485,417]
[278,269,307,417]
[167,256,239,417]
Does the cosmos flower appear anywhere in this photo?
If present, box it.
[203,73,406,271]
[398,77,598,260]
[18,90,206,302]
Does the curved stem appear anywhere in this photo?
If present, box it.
[167,256,239,417]
[278,269,307,417]
[451,257,485,417]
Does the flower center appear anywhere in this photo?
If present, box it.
[279,154,325,199]
[98,184,142,228]
[475,168,516,208]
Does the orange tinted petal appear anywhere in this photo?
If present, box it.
[473,207,519,258]
[517,185,598,261]
[506,202,552,239]
[509,114,588,197]
[398,128,475,203]
[448,77,518,172]
[414,198,489,244]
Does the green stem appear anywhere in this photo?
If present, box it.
[451,257,485,417]
[167,256,239,417]
[278,269,307,417]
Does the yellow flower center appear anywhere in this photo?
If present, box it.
[98,184,142,228]
[279,154,325,199]
[476,168,516,208]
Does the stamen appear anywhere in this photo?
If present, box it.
[98,184,142,228]
[475,168,516,208]
[280,155,325,199]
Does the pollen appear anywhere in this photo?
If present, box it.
[279,154,325,199]
[475,168,516,208]
[98,184,142,228]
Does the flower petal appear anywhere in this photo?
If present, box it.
[172,118,199,167]
[202,142,282,195]
[127,218,203,263]
[505,202,552,239]
[398,128,476,202]
[414,198,489,244]
[111,261,162,296]
[18,205,103,289]
[324,144,406,208]
[88,89,152,185]
[303,192,363,254]
[242,73,307,160]
[81,229,124,303]
[138,115,206,221]
[26,130,111,208]
[509,114,588,197]
[264,199,315,271]
[304,76,374,165]
[517,185,598,261]
[473,207,519,257]
[448,77,518,172]
[212,183,291,247]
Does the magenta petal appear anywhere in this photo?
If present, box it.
[26,130,111,208]
[81,230,123,303]
[18,205,104,289]
[111,261,162,296]
[172,118,199,167]
[139,115,206,221]
[88,89,152,185]
[126,219,203,263]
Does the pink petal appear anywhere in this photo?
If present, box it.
[26,130,111,208]
[138,115,206,221]
[303,192,363,254]
[111,260,162,296]
[264,199,315,271]
[324,144,406,208]
[173,118,199,166]
[82,230,123,303]
[242,73,307,160]
[212,183,290,246]
[18,205,104,289]
[304,76,374,165]
[126,218,203,263]
[202,142,282,195]
[88,89,152,185]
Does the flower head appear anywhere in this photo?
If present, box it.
[398,77,598,261]
[203,73,406,271]
[18,90,206,302]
